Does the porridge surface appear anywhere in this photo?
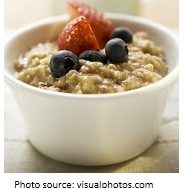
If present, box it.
[14,32,168,94]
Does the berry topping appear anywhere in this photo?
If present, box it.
[79,50,107,64]
[105,38,128,64]
[50,50,79,78]
[58,16,100,56]
[111,27,133,43]
[68,0,114,48]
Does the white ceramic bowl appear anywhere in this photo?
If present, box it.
[4,14,178,166]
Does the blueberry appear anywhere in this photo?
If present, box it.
[111,27,133,43]
[105,38,128,64]
[79,50,107,64]
[50,50,79,78]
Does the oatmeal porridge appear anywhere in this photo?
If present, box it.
[14,32,168,94]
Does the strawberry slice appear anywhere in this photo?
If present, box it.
[68,0,114,48]
[58,16,100,56]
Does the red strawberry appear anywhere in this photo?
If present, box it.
[68,0,114,48]
[58,16,100,56]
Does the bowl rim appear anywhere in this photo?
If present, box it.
[4,13,179,99]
